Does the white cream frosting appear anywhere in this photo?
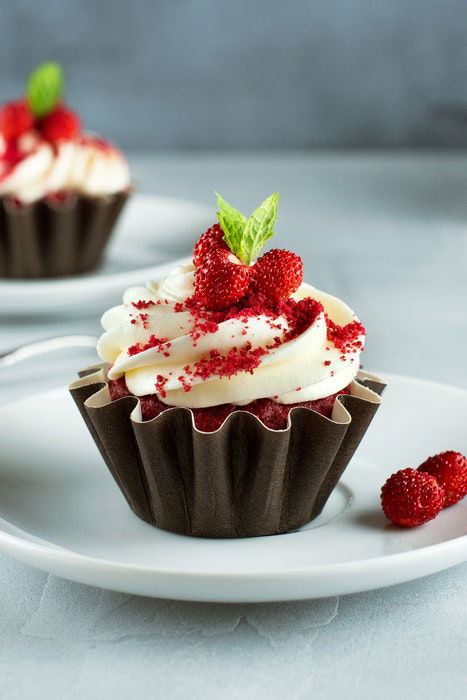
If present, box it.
[98,263,365,409]
[0,131,130,204]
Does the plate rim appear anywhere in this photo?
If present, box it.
[0,370,466,599]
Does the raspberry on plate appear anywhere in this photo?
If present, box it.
[194,248,250,310]
[418,451,467,507]
[40,104,81,142]
[193,224,228,267]
[251,248,303,300]
[0,100,34,140]
[381,468,445,527]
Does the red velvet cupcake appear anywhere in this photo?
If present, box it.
[70,193,384,537]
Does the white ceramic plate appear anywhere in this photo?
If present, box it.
[0,372,465,602]
[0,193,211,315]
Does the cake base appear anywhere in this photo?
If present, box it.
[108,376,351,430]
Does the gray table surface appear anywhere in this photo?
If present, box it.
[1,152,466,699]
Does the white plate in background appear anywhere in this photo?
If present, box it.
[0,372,465,601]
[0,194,211,315]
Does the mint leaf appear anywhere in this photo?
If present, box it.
[216,192,248,261]
[242,192,279,264]
[215,191,279,265]
[27,62,64,118]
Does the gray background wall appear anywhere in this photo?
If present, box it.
[2,0,467,150]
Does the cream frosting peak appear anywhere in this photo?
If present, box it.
[97,264,365,408]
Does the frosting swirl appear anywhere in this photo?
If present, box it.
[98,263,365,408]
[0,131,130,204]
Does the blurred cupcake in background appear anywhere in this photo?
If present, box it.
[0,62,131,278]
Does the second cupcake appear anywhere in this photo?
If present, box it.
[0,62,131,278]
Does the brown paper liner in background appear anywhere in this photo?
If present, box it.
[0,191,129,278]
[70,365,385,538]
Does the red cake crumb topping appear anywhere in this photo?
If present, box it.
[155,375,169,398]
[192,344,268,382]
[131,300,155,310]
[175,292,323,346]
[190,319,219,344]
[107,377,351,430]
[326,317,365,355]
[124,291,364,396]
[127,335,169,356]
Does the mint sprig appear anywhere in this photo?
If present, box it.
[216,191,279,265]
[27,62,64,118]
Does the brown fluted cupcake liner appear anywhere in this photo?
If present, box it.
[69,364,385,538]
[0,191,129,278]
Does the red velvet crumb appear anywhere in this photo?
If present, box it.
[131,300,155,309]
[326,317,365,355]
[127,335,169,356]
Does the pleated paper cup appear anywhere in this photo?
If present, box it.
[70,364,385,538]
[0,191,129,278]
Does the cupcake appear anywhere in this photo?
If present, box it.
[70,193,385,538]
[0,62,131,278]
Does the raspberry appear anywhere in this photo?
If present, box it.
[40,104,80,142]
[194,248,250,310]
[193,224,228,266]
[0,100,34,140]
[251,249,303,300]
[381,468,445,527]
[418,451,467,507]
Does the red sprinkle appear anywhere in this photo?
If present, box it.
[128,335,168,356]
[131,300,155,310]
[191,344,268,382]
[174,292,323,347]
[155,374,168,398]
[326,317,365,355]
